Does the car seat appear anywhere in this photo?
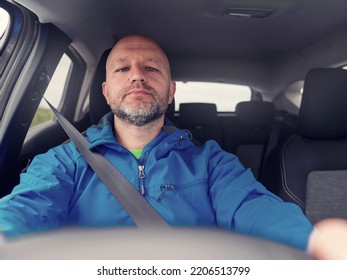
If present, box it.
[222,101,276,179]
[261,68,347,223]
[178,102,223,146]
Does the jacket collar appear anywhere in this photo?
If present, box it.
[85,112,186,151]
[86,112,117,149]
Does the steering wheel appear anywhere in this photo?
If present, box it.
[0,227,312,259]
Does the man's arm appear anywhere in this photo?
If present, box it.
[0,144,77,237]
[206,142,313,250]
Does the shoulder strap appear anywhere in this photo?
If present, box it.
[43,97,171,230]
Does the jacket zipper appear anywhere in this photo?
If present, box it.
[138,165,146,195]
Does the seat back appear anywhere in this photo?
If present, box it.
[178,103,222,145]
[262,68,347,223]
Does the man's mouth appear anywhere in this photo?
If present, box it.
[127,89,151,96]
[124,88,155,101]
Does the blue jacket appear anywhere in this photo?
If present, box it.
[0,112,313,249]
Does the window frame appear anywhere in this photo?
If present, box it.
[22,46,87,173]
[0,1,36,120]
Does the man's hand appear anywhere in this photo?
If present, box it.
[308,218,347,259]
[0,232,6,246]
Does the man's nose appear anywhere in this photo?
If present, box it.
[129,66,147,83]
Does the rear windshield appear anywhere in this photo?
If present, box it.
[175,81,251,112]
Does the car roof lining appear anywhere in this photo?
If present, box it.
[14,0,347,99]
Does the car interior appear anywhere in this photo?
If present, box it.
[1,0,347,251]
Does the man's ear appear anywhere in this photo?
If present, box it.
[168,80,176,104]
[102,82,109,104]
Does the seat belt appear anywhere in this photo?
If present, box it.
[43,97,171,230]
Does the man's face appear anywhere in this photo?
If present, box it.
[102,35,175,126]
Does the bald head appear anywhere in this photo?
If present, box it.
[102,34,176,128]
[106,35,171,78]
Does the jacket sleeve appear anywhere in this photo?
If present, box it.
[206,141,313,250]
[0,143,78,237]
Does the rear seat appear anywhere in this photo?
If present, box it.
[178,103,223,146]
[222,101,276,179]
[176,101,296,180]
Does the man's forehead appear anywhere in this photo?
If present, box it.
[115,43,165,59]
[109,55,165,67]
[112,55,163,63]
[116,35,161,49]
[106,35,170,70]
[108,41,169,66]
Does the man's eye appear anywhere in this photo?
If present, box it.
[116,67,129,73]
[146,67,158,72]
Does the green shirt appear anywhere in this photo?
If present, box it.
[129,149,143,160]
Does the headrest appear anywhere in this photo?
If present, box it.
[89,49,176,124]
[235,101,275,129]
[297,68,347,139]
[179,103,218,126]
[89,49,111,124]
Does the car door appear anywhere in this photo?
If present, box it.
[0,0,72,196]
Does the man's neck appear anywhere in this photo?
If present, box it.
[113,116,164,150]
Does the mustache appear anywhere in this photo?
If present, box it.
[122,83,156,97]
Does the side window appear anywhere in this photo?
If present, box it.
[0,5,14,118]
[0,7,10,51]
[30,54,72,127]
[175,81,251,112]
[281,81,304,115]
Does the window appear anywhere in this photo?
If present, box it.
[30,54,72,127]
[280,81,304,115]
[174,81,251,112]
[0,7,9,46]
[0,5,12,110]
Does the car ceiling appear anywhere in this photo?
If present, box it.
[14,0,347,99]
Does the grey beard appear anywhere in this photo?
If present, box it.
[113,104,165,126]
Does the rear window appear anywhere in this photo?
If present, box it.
[174,81,251,112]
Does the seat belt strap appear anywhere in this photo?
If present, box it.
[43,97,171,230]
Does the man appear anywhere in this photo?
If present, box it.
[0,34,346,258]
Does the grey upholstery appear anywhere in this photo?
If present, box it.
[262,68,347,223]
